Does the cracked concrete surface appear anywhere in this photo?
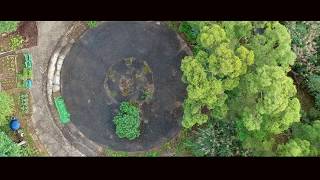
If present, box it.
[28,21,83,156]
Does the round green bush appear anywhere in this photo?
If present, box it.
[113,102,140,140]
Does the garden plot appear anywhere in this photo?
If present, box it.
[0,55,17,90]
[61,21,190,151]
[0,21,38,53]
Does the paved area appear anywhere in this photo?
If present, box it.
[28,21,83,156]
[61,22,188,151]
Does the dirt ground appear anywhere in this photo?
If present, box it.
[0,21,37,52]
[17,21,38,48]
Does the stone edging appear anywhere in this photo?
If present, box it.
[46,21,104,156]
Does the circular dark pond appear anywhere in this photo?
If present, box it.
[61,21,188,151]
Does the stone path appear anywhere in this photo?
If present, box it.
[27,21,83,156]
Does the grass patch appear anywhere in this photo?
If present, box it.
[105,148,128,157]
[87,21,97,29]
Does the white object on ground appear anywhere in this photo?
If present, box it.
[18,141,26,146]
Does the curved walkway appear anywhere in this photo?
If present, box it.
[28,21,83,156]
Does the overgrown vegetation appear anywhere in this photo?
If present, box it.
[179,21,304,156]
[180,22,254,128]
[284,22,320,110]
[87,21,97,29]
[19,93,29,114]
[9,35,24,50]
[0,92,14,126]
[0,131,34,157]
[185,120,251,156]
[113,101,141,140]
[277,120,320,156]
[105,148,129,157]
[0,21,19,34]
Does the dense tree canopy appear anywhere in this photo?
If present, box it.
[289,120,320,156]
[179,21,301,156]
[277,138,311,157]
[248,22,297,72]
[234,65,301,134]
[181,22,254,128]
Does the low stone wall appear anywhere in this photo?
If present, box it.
[46,21,104,156]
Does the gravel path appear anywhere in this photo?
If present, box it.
[27,21,83,156]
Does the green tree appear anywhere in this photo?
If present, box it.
[179,21,301,156]
[234,65,301,134]
[276,138,311,157]
[307,75,320,109]
[113,102,140,140]
[230,22,301,155]
[248,22,296,72]
[0,92,14,126]
[307,75,320,95]
[181,22,254,128]
[291,120,320,156]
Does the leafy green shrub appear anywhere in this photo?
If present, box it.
[180,22,254,128]
[87,21,97,29]
[179,21,199,43]
[291,120,320,156]
[20,94,29,114]
[0,131,33,157]
[113,101,140,140]
[0,21,19,34]
[143,151,160,157]
[276,120,320,157]
[0,92,14,126]
[301,107,320,123]
[305,75,320,109]
[307,75,320,94]
[185,120,250,157]
[9,35,24,50]
[276,138,311,157]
